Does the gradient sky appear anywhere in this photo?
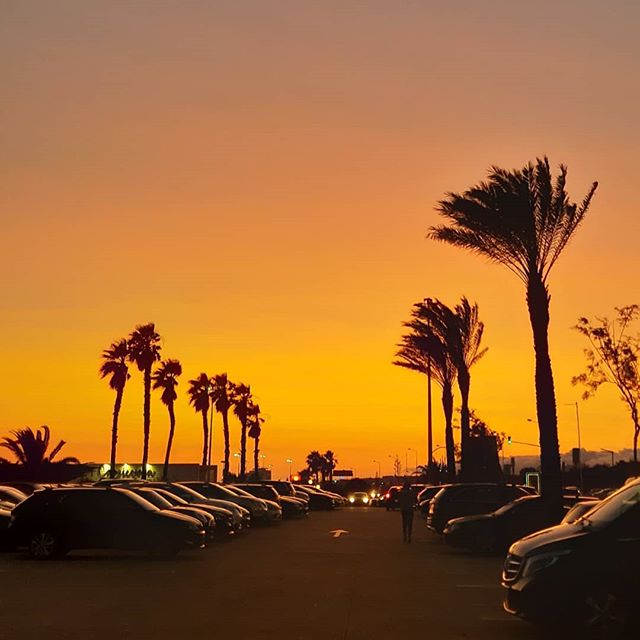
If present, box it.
[2,1,639,479]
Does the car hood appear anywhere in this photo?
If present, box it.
[509,522,591,557]
[153,509,201,527]
[447,513,494,527]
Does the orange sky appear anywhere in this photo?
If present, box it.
[2,1,640,479]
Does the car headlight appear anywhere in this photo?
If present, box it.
[363,497,369,503]
[349,497,355,503]
[521,550,572,578]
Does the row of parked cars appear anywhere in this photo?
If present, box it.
[395,478,640,635]
[0,479,344,560]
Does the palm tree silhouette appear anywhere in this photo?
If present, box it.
[99,338,130,478]
[395,304,458,478]
[430,157,597,502]
[152,359,182,481]
[306,450,324,483]
[323,450,337,482]
[210,374,233,481]
[247,403,264,477]
[231,382,252,480]
[0,426,79,479]
[127,323,162,480]
[188,373,211,469]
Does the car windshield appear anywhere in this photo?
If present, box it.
[213,484,241,497]
[137,490,173,509]
[153,489,187,506]
[583,482,640,526]
[494,496,536,516]
[113,489,158,511]
[229,486,253,498]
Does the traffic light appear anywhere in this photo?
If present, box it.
[507,435,512,445]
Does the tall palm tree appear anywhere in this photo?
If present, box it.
[152,359,182,481]
[322,450,337,483]
[188,373,211,469]
[231,382,252,480]
[127,322,162,480]
[394,307,458,478]
[0,426,79,479]
[306,450,324,483]
[210,373,233,482]
[247,403,264,477]
[430,157,597,503]
[99,338,130,478]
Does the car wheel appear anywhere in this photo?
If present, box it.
[28,531,64,560]
[582,588,628,638]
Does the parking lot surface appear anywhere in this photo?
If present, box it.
[1,507,549,640]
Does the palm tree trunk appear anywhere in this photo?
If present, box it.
[240,417,247,480]
[201,409,209,469]
[442,383,456,479]
[110,386,124,478]
[163,402,176,481]
[458,369,470,479]
[527,278,562,508]
[632,405,639,464]
[253,437,259,476]
[222,410,230,481]
[142,367,151,480]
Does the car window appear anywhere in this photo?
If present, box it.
[585,483,640,527]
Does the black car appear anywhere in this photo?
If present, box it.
[417,485,449,517]
[0,507,12,551]
[9,487,205,559]
[443,495,564,554]
[428,483,531,533]
[502,479,640,635]
[293,485,334,510]
[0,486,28,506]
[180,482,269,523]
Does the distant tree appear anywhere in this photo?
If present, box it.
[306,450,324,482]
[322,450,338,482]
[430,157,597,505]
[247,403,264,476]
[188,373,212,468]
[99,338,130,478]
[467,409,506,451]
[0,426,79,479]
[211,374,233,481]
[152,359,182,480]
[573,305,640,462]
[127,323,162,480]
[231,382,252,480]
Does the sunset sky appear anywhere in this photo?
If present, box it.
[2,1,639,479]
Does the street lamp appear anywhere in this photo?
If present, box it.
[286,458,293,480]
[565,402,583,491]
[373,459,381,478]
[601,448,615,467]
[407,447,418,474]
[233,452,240,476]
[422,298,434,476]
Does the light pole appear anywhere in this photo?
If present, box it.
[408,447,418,474]
[206,384,214,482]
[373,459,381,478]
[286,458,293,480]
[601,448,615,467]
[233,452,240,476]
[423,298,434,478]
[565,402,583,491]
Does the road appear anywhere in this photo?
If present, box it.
[0,507,550,640]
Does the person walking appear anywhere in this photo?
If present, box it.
[399,481,415,543]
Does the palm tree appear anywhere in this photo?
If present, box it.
[430,157,597,503]
[127,322,162,480]
[231,382,252,480]
[306,450,324,483]
[322,450,337,483]
[394,306,458,478]
[99,338,130,478]
[152,359,182,481]
[210,373,233,482]
[0,426,79,479]
[188,373,211,469]
[247,403,264,477]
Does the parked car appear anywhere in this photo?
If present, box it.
[0,482,46,495]
[148,487,238,535]
[225,485,283,522]
[428,483,531,533]
[0,507,12,551]
[0,486,28,506]
[443,496,565,554]
[294,485,335,510]
[9,487,205,559]
[502,478,640,635]
[180,482,269,523]
[142,482,251,529]
[125,487,217,542]
[348,492,371,506]
[384,484,425,511]
[561,498,600,525]
[417,485,449,517]
[235,484,306,518]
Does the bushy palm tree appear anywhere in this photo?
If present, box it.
[99,338,130,478]
[152,359,182,480]
[247,403,264,477]
[210,373,233,482]
[127,323,162,480]
[322,450,337,482]
[430,157,597,503]
[306,450,324,483]
[394,305,458,478]
[188,373,211,468]
[231,382,252,480]
[0,426,79,479]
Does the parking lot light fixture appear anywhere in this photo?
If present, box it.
[286,458,293,480]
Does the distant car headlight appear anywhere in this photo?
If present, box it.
[363,497,369,504]
[349,497,355,503]
[521,550,572,578]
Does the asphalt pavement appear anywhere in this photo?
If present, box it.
[0,507,551,640]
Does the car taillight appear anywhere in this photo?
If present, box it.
[385,493,390,499]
